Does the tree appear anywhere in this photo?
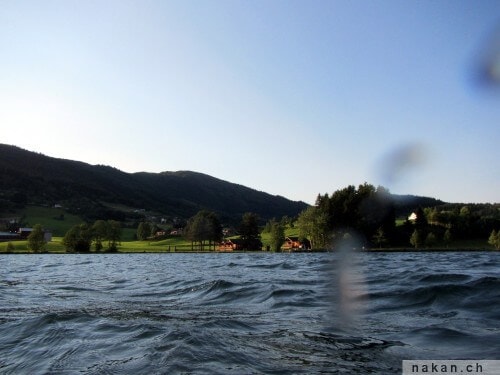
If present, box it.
[426,207,441,225]
[414,207,428,229]
[425,232,437,248]
[239,212,262,250]
[280,215,293,228]
[372,227,387,249]
[185,210,222,251]
[269,220,285,252]
[488,229,500,250]
[460,206,471,216]
[312,184,396,246]
[63,223,93,252]
[137,222,152,241]
[329,185,359,229]
[150,223,160,238]
[296,206,329,249]
[410,229,422,249]
[28,224,46,252]
[92,220,108,251]
[443,228,452,248]
[106,220,122,252]
[62,226,78,252]
[262,219,273,234]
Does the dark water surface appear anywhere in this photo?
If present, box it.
[0,252,499,374]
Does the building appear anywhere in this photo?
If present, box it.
[217,239,244,251]
[281,236,311,251]
[17,228,52,242]
[0,231,20,241]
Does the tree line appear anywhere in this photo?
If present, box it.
[133,183,499,251]
[61,220,122,252]
[181,211,262,251]
[292,184,499,250]
[135,211,264,251]
[294,184,396,249]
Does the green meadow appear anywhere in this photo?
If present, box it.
[1,235,495,254]
[1,236,219,254]
[13,206,85,236]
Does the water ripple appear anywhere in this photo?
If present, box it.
[0,252,498,373]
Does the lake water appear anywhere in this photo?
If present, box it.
[0,252,499,374]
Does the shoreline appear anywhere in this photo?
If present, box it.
[1,248,498,254]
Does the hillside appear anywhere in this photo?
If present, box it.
[391,194,445,217]
[0,144,308,223]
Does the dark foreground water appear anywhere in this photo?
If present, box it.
[0,252,499,374]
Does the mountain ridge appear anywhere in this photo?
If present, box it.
[0,144,455,224]
[0,144,308,222]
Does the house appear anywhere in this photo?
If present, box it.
[281,236,311,251]
[18,228,33,239]
[17,227,53,242]
[0,231,20,241]
[217,239,244,251]
[408,212,417,221]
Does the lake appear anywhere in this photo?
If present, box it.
[0,251,499,374]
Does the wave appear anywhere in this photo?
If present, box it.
[1,252,499,374]
[419,273,471,283]
[467,275,500,288]
[3,308,400,374]
[247,261,297,270]
[369,275,500,311]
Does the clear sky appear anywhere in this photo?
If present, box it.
[1,1,499,204]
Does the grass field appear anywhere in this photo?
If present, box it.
[13,206,85,236]
[1,236,496,253]
[395,218,407,226]
[0,235,214,253]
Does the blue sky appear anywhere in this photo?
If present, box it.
[1,1,499,204]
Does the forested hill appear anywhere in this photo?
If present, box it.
[0,144,308,222]
[391,194,445,216]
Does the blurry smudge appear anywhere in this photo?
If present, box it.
[326,232,367,333]
[469,23,500,93]
[376,142,430,187]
